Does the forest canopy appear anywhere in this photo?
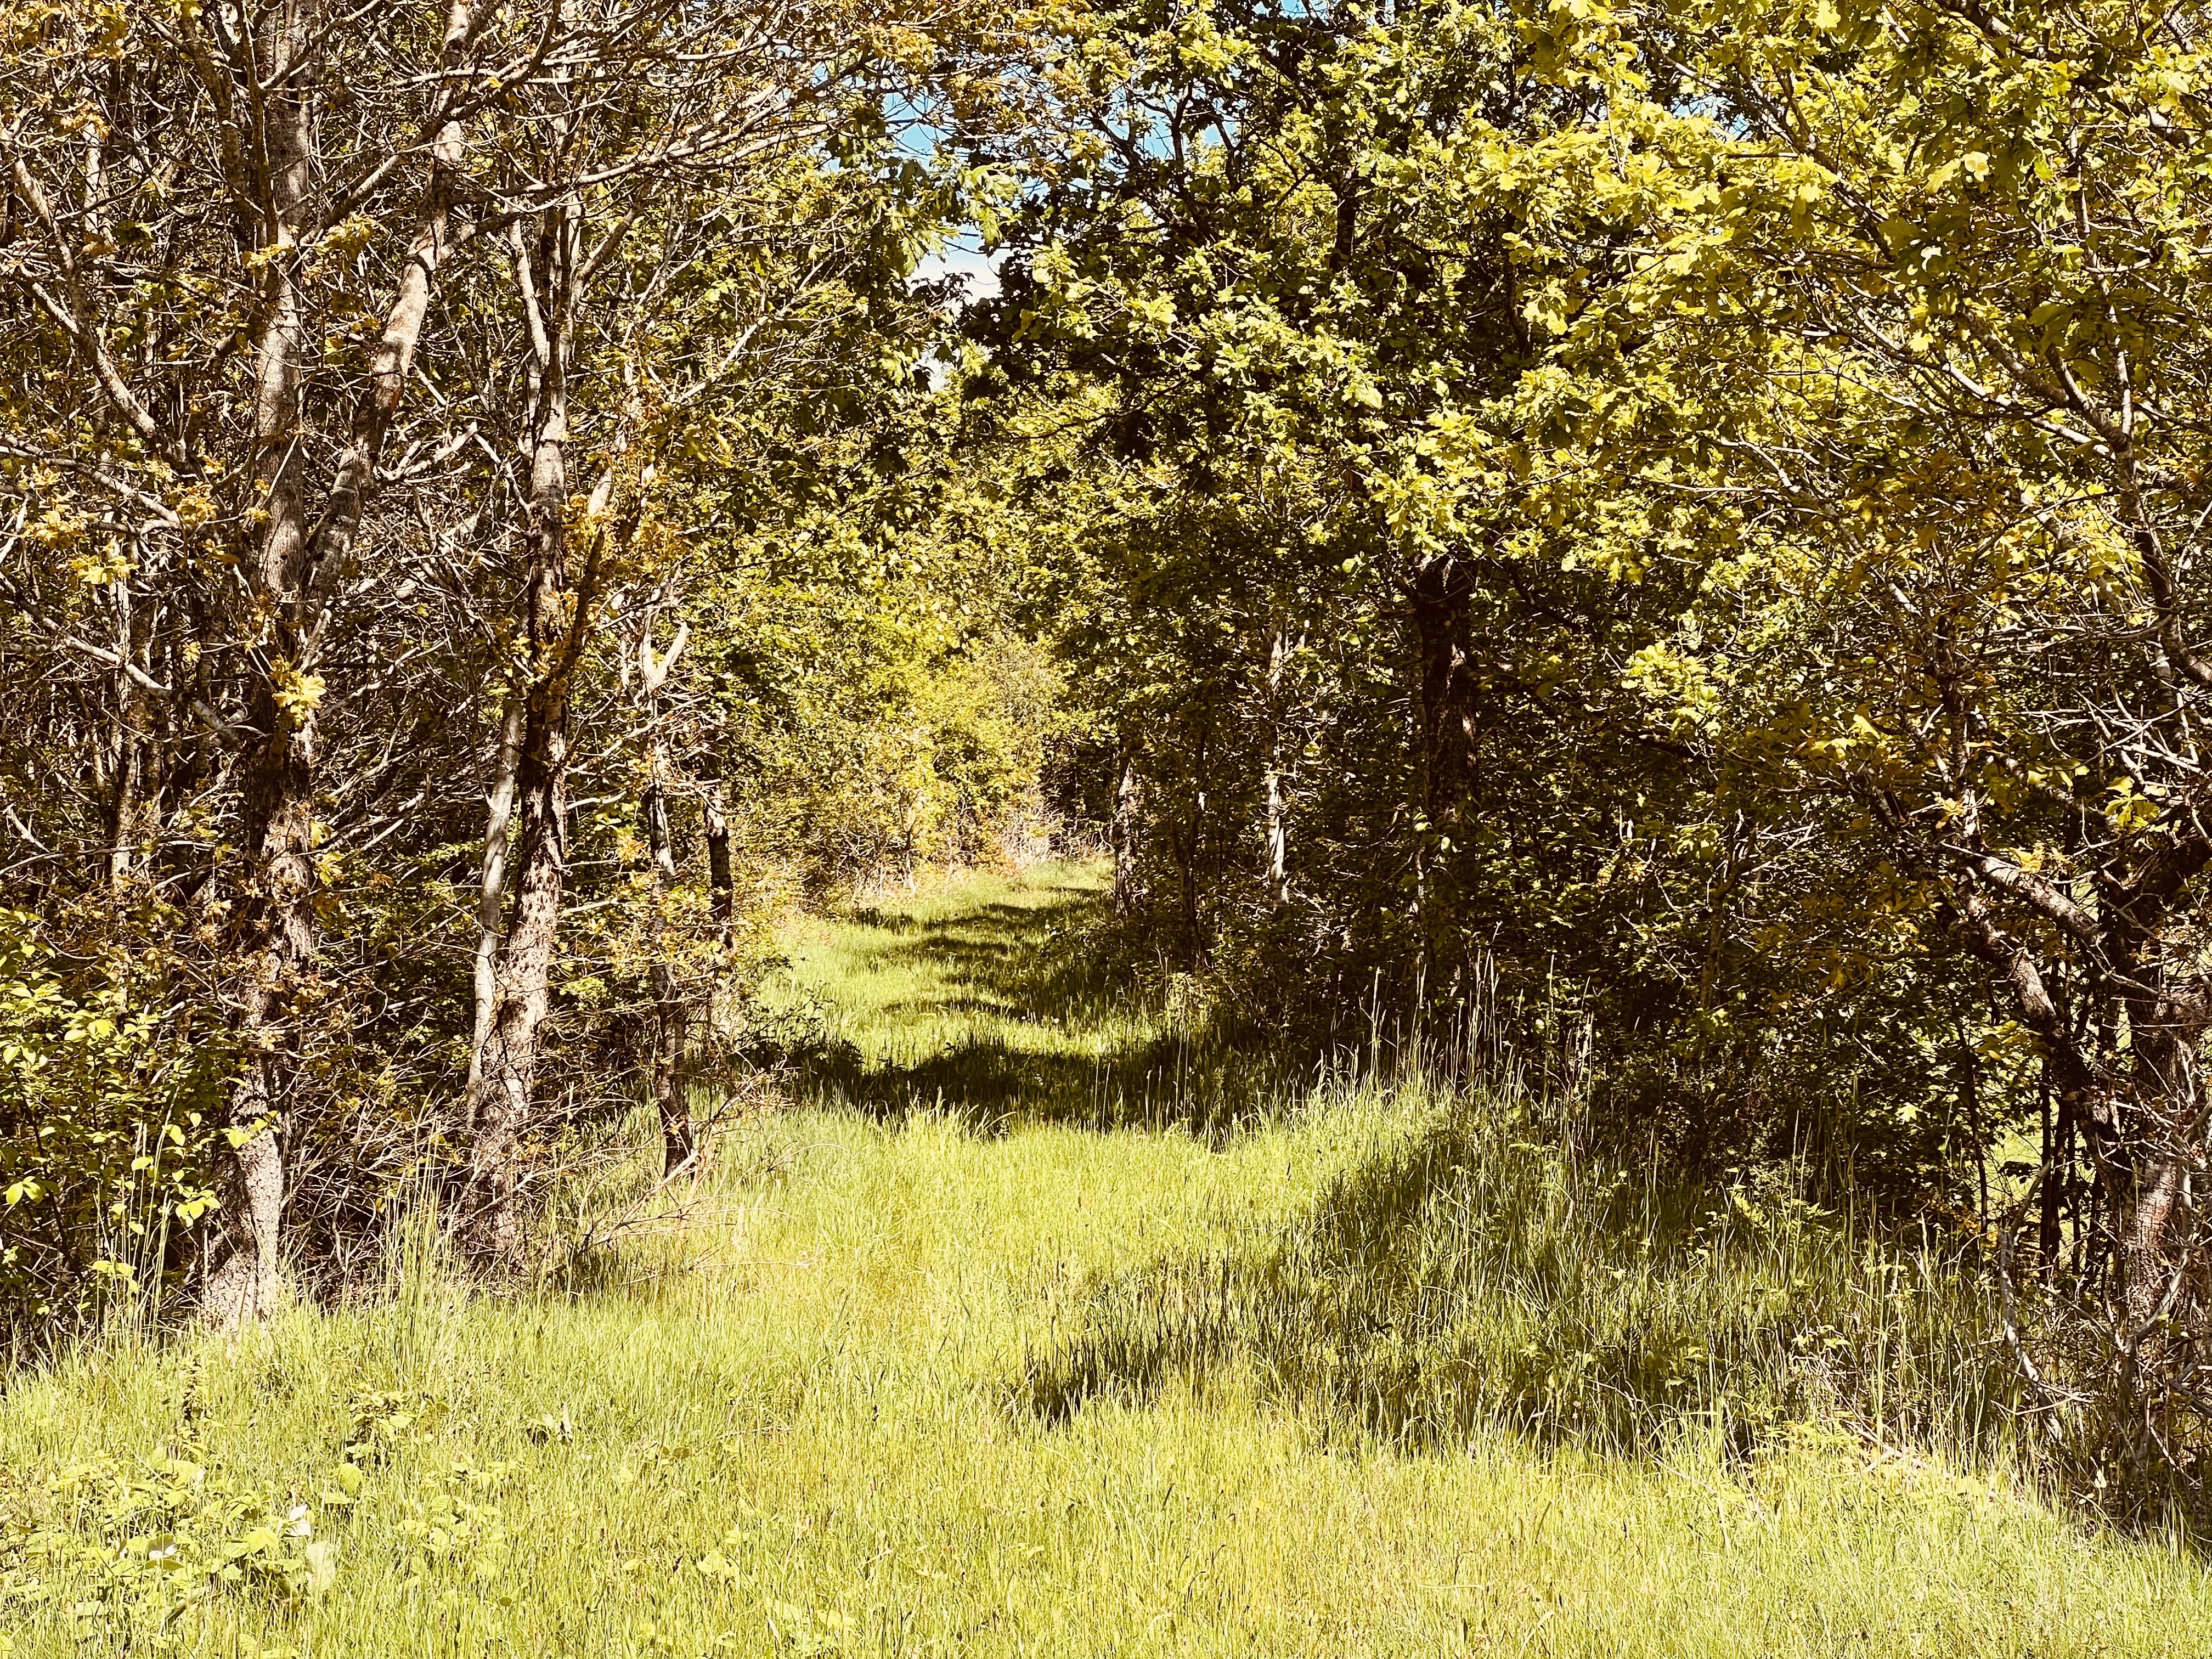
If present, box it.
[5,0,2212,1498]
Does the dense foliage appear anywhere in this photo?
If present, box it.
[961,0,2212,1489]
[5,0,2212,1505]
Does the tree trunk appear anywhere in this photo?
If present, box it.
[1408,553,1479,980]
[634,612,693,1175]
[1111,745,1143,921]
[1262,629,1291,909]
[1943,854,2212,1418]
[461,194,631,1265]
[702,778,734,949]
[106,580,142,893]
[465,250,575,1267]
[643,764,692,1174]
[200,0,473,1323]
[2037,1060,2066,1286]
[202,0,317,1328]
[1410,552,1479,829]
[465,696,524,1124]
[2117,1008,2209,1360]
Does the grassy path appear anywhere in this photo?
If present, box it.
[4,864,2211,1655]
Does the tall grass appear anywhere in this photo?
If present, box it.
[1024,1072,2027,1467]
[3,864,2208,1656]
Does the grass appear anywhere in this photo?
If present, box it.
[4,860,2211,1655]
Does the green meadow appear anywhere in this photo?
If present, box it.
[4,865,2207,1657]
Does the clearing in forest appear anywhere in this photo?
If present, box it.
[2,864,2208,1656]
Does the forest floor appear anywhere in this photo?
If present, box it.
[5,864,2212,1655]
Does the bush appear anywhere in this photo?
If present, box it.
[0,910,231,1344]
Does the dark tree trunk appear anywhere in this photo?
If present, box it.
[642,756,692,1175]
[1408,553,1481,980]
[702,779,734,949]
[1410,552,1479,830]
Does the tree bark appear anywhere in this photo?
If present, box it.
[643,775,692,1174]
[461,191,640,1263]
[1406,553,1480,987]
[466,695,524,1123]
[199,0,476,1323]
[1410,552,1479,831]
[202,0,318,1329]
[637,618,692,1175]
[1111,744,1143,922]
[1262,628,1292,909]
[106,577,142,892]
[702,778,735,949]
[465,214,577,1267]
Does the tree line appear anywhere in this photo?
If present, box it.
[5,0,2212,1497]
[960,0,2212,1485]
[0,0,1060,1329]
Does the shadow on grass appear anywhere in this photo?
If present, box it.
[792,887,1313,1135]
[1017,1101,2027,1465]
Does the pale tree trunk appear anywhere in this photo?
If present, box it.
[2114,986,2210,1373]
[466,696,524,1122]
[1111,744,1142,922]
[465,200,595,1266]
[1262,628,1292,909]
[636,618,692,1175]
[466,340,572,1262]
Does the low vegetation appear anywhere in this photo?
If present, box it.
[4,868,2208,1656]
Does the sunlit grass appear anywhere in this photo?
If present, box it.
[771,860,1154,1066]
[3,862,2209,1655]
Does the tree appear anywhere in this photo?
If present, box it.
[1578,0,2212,1444]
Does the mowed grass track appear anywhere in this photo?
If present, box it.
[3,863,2210,1656]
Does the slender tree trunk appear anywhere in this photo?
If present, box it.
[1177,731,1207,966]
[466,269,574,1266]
[466,696,524,1123]
[702,778,734,949]
[2038,1060,2064,1286]
[465,196,608,1266]
[1262,629,1291,909]
[202,0,317,1328]
[463,523,570,1264]
[1408,554,1478,980]
[2118,1012,2208,1352]
[107,578,141,892]
[642,760,692,1173]
[636,617,693,1175]
[1111,745,1142,921]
